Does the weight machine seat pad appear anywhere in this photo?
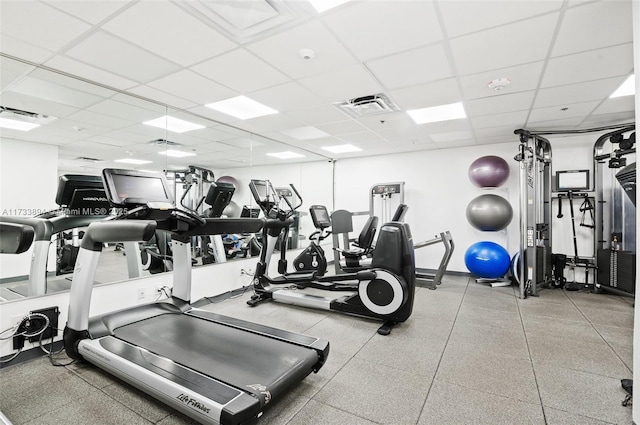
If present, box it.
[113,313,320,405]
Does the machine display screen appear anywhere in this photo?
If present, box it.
[557,170,590,192]
[103,169,173,206]
[310,205,331,229]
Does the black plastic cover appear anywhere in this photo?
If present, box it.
[0,222,35,254]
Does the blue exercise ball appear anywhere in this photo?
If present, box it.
[468,155,510,188]
[464,241,510,279]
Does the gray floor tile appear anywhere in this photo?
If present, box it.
[156,414,200,425]
[418,379,545,425]
[527,333,630,378]
[290,350,352,399]
[411,290,464,321]
[461,292,519,314]
[516,288,573,306]
[355,332,441,377]
[259,305,331,334]
[521,314,602,344]
[447,321,529,359]
[518,301,585,321]
[385,313,454,353]
[455,303,523,331]
[465,281,518,299]
[304,314,377,357]
[535,364,632,424]
[543,406,617,425]
[579,306,635,329]
[66,360,117,389]
[101,379,176,423]
[423,275,469,294]
[566,291,634,312]
[435,344,539,402]
[255,391,310,425]
[288,399,379,425]
[314,357,429,424]
[21,391,152,425]
[0,358,98,424]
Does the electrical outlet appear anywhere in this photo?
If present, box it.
[137,287,147,300]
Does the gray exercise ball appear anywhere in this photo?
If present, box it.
[466,194,513,231]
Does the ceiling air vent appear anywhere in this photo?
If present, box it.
[0,106,57,125]
[148,138,182,146]
[335,93,400,118]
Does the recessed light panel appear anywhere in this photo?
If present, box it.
[159,149,197,158]
[115,158,152,165]
[610,75,635,98]
[407,102,466,124]
[0,117,40,131]
[206,95,278,120]
[267,151,305,159]
[321,144,362,153]
[143,116,205,133]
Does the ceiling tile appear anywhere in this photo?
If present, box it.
[526,116,585,129]
[474,126,520,141]
[246,20,357,79]
[147,70,236,105]
[316,120,367,136]
[0,34,56,64]
[366,43,453,90]
[434,139,477,149]
[322,1,443,61]
[87,99,165,123]
[459,61,545,101]
[580,111,636,127]
[450,13,559,76]
[44,55,138,90]
[0,1,91,53]
[470,110,528,129]
[439,0,563,38]
[430,130,475,143]
[245,114,307,132]
[102,1,237,67]
[0,57,36,91]
[389,78,462,111]
[299,64,384,103]
[533,76,626,108]
[63,31,181,83]
[45,0,131,24]
[128,85,198,110]
[8,77,104,109]
[286,104,350,126]
[192,48,289,93]
[528,100,600,123]
[552,0,633,57]
[248,82,326,112]
[592,96,636,115]
[465,91,535,117]
[66,109,136,130]
[541,43,634,88]
[0,91,80,118]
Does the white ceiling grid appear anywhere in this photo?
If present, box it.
[0,0,635,171]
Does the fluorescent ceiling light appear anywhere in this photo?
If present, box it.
[281,126,330,140]
[0,117,40,131]
[321,144,362,154]
[267,151,305,159]
[115,158,152,165]
[407,102,466,124]
[205,95,278,120]
[143,116,205,133]
[159,149,196,158]
[309,0,351,13]
[610,75,635,98]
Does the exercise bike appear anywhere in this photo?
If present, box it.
[247,179,416,335]
[292,205,331,276]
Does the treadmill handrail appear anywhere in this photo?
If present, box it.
[81,220,157,251]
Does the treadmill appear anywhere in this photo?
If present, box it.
[63,169,329,425]
[0,174,111,296]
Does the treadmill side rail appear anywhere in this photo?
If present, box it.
[80,338,258,425]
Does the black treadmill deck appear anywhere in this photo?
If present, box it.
[109,312,321,405]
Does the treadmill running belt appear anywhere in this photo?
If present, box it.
[113,313,319,404]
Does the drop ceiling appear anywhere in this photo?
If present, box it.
[0,0,636,172]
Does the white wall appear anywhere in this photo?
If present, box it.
[0,139,59,278]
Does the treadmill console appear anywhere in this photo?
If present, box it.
[102,169,174,207]
[309,205,331,230]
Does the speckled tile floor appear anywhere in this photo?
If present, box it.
[0,275,634,424]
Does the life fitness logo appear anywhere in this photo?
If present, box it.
[176,393,211,414]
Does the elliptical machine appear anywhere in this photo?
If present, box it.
[247,179,416,335]
[293,205,331,276]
